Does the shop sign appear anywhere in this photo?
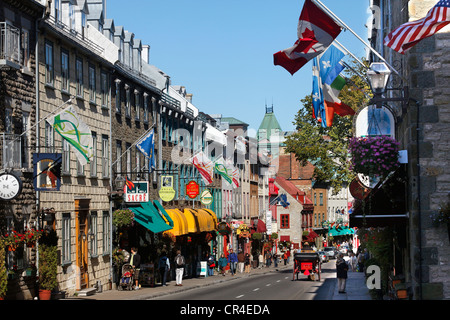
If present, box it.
[237,223,250,238]
[218,221,231,235]
[125,181,149,203]
[159,175,175,202]
[33,153,62,191]
[186,180,199,199]
[200,189,213,205]
[349,177,370,200]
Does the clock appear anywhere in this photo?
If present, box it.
[0,172,23,200]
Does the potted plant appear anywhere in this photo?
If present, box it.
[0,239,7,300]
[38,244,58,300]
[112,209,134,228]
[3,230,25,251]
[348,136,400,178]
[24,229,43,248]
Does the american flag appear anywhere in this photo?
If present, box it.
[384,0,450,54]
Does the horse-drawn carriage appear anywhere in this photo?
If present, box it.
[293,251,321,281]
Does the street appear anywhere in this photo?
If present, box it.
[151,260,337,300]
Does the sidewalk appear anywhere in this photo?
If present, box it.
[66,260,372,301]
[331,270,372,300]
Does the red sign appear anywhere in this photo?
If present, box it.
[186,180,199,199]
[301,262,313,270]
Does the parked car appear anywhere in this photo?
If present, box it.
[339,246,349,256]
[318,251,329,263]
[324,247,337,259]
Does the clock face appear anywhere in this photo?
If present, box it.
[0,173,23,200]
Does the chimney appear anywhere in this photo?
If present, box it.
[142,45,150,64]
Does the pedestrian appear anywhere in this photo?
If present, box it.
[258,252,264,269]
[130,247,141,290]
[158,251,170,286]
[287,249,291,264]
[174,250,185,286]
[207,254,215,276]
[283,252,288,265]
[228,249,238,275]
[336,253,349,293]
[273,252,278,267]
[265,250,272,267]
[357,249,365,272]
[244,252,251,273]
[350,252,357,272]
[237,250,245,273]
[218,253,228,276]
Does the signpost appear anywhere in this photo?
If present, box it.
[159,175,175,202]
[125,181,149,203]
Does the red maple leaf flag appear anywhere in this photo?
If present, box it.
[274,0,342,75]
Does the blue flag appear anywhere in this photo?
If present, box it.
[319,43,346,86]
[136,128,155,171]
[312,57,324,125]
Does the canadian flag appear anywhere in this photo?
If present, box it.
[274,0,342,75]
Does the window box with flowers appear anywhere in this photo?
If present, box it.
[348,136,400,178]
[3,231,25,252]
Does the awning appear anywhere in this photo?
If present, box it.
[164,209,189,236]
[251,219,267,234]
[328,226,355,237]
[202,208,218,227]
[185,208,217,232]
[130,201,173,234]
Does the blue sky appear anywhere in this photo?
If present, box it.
[106,0,370,134]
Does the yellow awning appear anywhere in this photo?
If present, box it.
[164,209,189,236]
[185,208,217,232]
[202,208,218,227]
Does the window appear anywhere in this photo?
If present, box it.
[90,132,97,177]
[76,58,83,97]
[90,212,98,257]
[102,211,110,254]
[45,122,54,153]
[69,2,75,30]
[62,213,71,265]
[313,193,317,206]
[101,71,108,108]
[21,28,30,69]
[21,112,30,168]
[62,139,70,174]
[89,64,96,103]
[102,135,109,178]
[76,159,84,176]
[319,193,323,206]
[125,85,131,118]
[134,90,140,120]
[115,79,121,114]
[280,214,290,229]
[61,49,69,92]
[54,0,61,23]
[126,143,131,176]
[116,140,122,175]
[45,41,54,85]
[143,93,149,123]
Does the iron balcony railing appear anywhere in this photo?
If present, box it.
[1,133,22,169]
[161,93,181,109]
[0,22,21,69]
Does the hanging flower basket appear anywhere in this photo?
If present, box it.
[112,209,134,228]
[349,136,400,178]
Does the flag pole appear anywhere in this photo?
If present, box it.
[111,122,156,167]
[333,39,367,70]
[311,0,404,80]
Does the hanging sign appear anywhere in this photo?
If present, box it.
[125,181,149,203]
[186,180,199,199]
[355,105,395,138]
[200,189,213,205]
[159,175,175,202]
[33,153,62,191]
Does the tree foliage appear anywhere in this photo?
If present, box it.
[284,58,370,192]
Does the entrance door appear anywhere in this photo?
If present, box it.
[75,199,90,290]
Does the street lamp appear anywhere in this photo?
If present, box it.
[367,62,391,93]
[114,175,126,191]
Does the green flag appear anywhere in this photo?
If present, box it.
[46,105,93,166]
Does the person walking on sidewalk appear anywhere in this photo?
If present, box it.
[237,250,245,273]
[244,252,251,273]
[336,253,349,293]
[158,251,170,286]
[130,247,141,290]
[228,249,238,276]
[218,253,228,276]
[349,252,357,272]
[174,250,185,286]
[207,254,215,276]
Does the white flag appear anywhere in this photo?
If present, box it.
[46,105,93,166]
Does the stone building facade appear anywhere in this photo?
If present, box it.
[369,0,450,300]
[0,0,45,300]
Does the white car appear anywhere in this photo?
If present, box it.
[324,247,337,259]
[317,251,329,263]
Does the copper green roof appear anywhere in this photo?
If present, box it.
[257,111,282,142]
[221,117,249,126]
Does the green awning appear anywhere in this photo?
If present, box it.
[152,200,174,228]
[328,226,355,237]
[130,202,173,234]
